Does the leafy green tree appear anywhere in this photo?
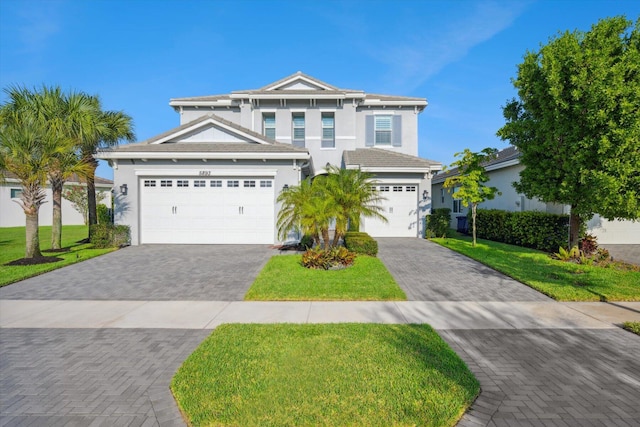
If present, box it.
[63,184,107,225]
[497,16,640,249]
[0,105,73,259]
[444,148,500,246]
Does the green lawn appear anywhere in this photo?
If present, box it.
[0,225,115,287]
[244,254,406,301]
[172,323,479,427]
[431,235,640,301]
[623,321,640,335]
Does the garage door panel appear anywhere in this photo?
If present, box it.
[364,185,418,237]
[140,177,275,244]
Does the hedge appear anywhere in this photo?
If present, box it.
[90,224,131,248]
[344,232,378,256]
[472,209,569,252]
[425,208,451,238]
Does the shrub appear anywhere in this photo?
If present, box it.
[299,234,314,250]
[96,204,112,225]
[344,232,378,256]
[90,224,130,248]
[301,247,356,270]
[425,208,451,238]
[580,234,598,255]
[474,209,568,252]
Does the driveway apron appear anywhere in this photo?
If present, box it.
[1,239,639,426]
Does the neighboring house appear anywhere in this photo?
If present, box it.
[431,146,640,245]
[0,172,113,228]
[97,72,442,245]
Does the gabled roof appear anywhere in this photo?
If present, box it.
[343,148,441,173]
[169,72,427,109]
[431,146,521,184]
[96,114,309,161]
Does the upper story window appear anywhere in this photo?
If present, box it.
[10,188,22,199]
[453,187,462,213]
[375,115,392,145]
[321,113,335,148]
[263,113,276,140]
[292,113,305,147]
[366,115,402,147]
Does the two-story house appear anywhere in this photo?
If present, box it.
[98,72,442,245]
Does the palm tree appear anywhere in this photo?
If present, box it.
[74,96,135,239]
[324,166,387,246]
[6,86,94,249]
[276,178,320,244]
[0,105,72,259]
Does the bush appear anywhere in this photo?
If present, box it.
[425,208,451,238]
[301,247,356,270]
[96,204,112,225]
[90,224,130,248]
[344,232,378,256]
[299,234,314,250]
[474,209,568,253]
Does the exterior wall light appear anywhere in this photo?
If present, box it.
[422,190,428,201]
[283,184,289,190]
[120,184,128,195]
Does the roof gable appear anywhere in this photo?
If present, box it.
[259,71,338,92]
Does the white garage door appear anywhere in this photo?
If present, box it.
[363,184,418,237]
[140,177,275,244]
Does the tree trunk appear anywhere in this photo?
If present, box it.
[25,210,42,259]
[322,228,330,250]
[569,209,581,249]
[472,203,477,247]
[50,178,63,250]
[86,157,99,239]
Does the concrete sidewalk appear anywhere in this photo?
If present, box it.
[2,299,639,329]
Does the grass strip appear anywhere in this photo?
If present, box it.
[0,225,115,287]
[622,321,640,335]
[172,323,479,427]
[244,254,406,301]
[431,235,640,301]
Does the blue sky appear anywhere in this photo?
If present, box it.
[1,0,638,180]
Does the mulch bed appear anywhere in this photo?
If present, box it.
[4,256,63,266]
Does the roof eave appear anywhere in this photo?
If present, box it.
[96,151,310,161]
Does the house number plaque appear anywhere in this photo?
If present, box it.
[198,171,211,176]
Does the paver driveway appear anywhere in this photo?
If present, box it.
[0,245,273,301]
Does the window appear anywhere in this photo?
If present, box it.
[194,180,206,187]
[292,113,305,147]
[10,188,22,199]
[243,180,256,188]
[263,113,276,139]
[393,186,403,192]
[441,188,445,204]
[321,113,335,148]
[177,180,189,187]
[453,187,462,213]
[144,180,156,187]
[210,180,222,187]
[378,186,390,192]
[374,115,392,145]
[406,186,416,192]
[260,180,272,188]
[160,180,172,187]
[227,180,239,188]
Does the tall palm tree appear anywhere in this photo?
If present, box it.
[0,106,72,259]
[75,97,134,238]
[276,178,319,244]
[324,166,387,246]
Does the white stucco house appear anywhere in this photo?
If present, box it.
[97,72,442,245]
[0,173,113,227]
[431,146,640,245]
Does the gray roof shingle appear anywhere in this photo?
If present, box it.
[343,148,441,170]
[432,146,520,183]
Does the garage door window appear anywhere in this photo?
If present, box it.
[406,186,416,192]
[194,180,206,187]
[228,180,239,188]
[378,186,389,192]
[144,180,156,187]
[161,180,172,187]
[260,180,272,188]
[393,186,403,192]
[177,180,189,187]
[210,180,222,187]
[244,180,256,188]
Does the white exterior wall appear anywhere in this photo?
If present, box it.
[355,108,419,156]
[113,159,301,245]
[0,182,112,228]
